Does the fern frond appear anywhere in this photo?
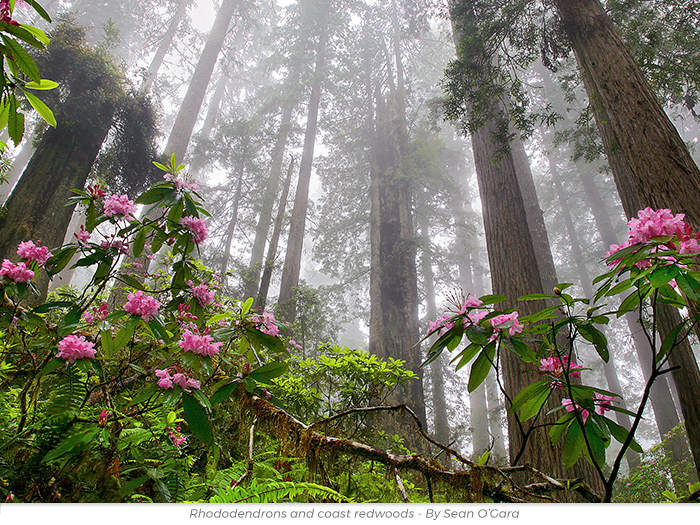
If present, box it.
[210,479,350,504]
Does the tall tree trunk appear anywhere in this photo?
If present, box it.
[0,129,37,206]
[419,215,450,447]
[141,0,191,93]
[0,112,113,299]
[277,2,330,322]
[254,157,295,312]
[219,140,248,285]
[554,0,700,480]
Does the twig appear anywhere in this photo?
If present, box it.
[392,465,410,503]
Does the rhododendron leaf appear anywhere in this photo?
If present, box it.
[191,388,211,410]
[241,297,253,315]
[509,380,551,417]
[115,318,138,351]
[657,283,686,308]
[451,343,481,371]
[520,305,561,324]
[467,341,496,393]
[517,383,554,422]
[549,412,576,445]
[616,288,646,318]
[211,381,238,406]
[147,317,169,344]
[478,294,506,306]
[2,36,40,82]
[517,293,554,301]
[657,320,688,366]
[603,417,642,453]
[25,78,57,90]
[183,392,213,447]
[244,327,286,354]
[582,426,607,468]
[562,422,584,469]
[120,274,145,291]
[23,90,55,127]
[464,325,490,346]
[249,362,289,384]
[184,194,199,217]
[93,260,111,283]
[675,272,700,303]
[649,265,679,289]
[57,307,82,337]
[133,227,147,257]
[502,337,538,364]
[32,300,73,314]
[101,331,115,358]
[3,23,45,49]
[576,322,609,362]
[46,246,77,275]
[605,278,632,297]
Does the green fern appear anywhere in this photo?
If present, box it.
[210,479,350,503]
[46,372,87,416]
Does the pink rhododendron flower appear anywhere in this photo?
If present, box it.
[173,372,201,390]
[252,312,280,337]
[179,216,209,243]
[83,303,109,325]
[17,240,51,266]
[167,425,187,448]
[155,368,174,389]
[176,303,198,325]
[178,328,221,356]
[562,398,589,423]
[538,356,582,379]
[594,392,615,416]
[56,334,97,363]
[0,259,35,283]
[0,0,19,25]
[75,225,91,245]
[164,172,200,192]
[98,410,108,427]
[627,208,686,244]
[459,293,484,314]
[679,238,700,255]
[427,314,454,336]
[605,241,633,267]
[103,194,137,218]
[123,290,160,322]
[88,184,106,199]
[101,237,129,254]
[489,312,524,338]
[188,280,215,307]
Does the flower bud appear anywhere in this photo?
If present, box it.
[553,287,562,295]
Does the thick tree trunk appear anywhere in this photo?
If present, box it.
[255,157,295,312]
[277,3,330,322]
[0,116,113,299]
[553,0,700,480]
[553,0,700,226]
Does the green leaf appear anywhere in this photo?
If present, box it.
[422,325,463,367]
[451,342,481,371]
[7,94,24,144]
[20,23,50,45]
[248,362,289,385]
[25,79,58,91]
[211,381,238,406]
[467,341,496,393]
[2,35,41,82]
[582,425,607,468]
[133,227,147,257]
[119,274,145,291]
[605,278,633,297]
[39,357,64,376]
[517,293,554,301]
[519,305,561,324]
[148,317,169,344]
[1,23,44,49]
[549,411,576,445]
[675,272,700,303]
[516,382,554,422]
[24,1,52,22]
[509,380,552,417]
[46,246,78,275]
[182,392,213,447]
[478,294,506,306]
[562,420,585,469]
[135,186,177,205]
[32,300,73,314]
[576,322,609,362]
[602,417,642,453]
[241,297,254,315]
[649,265,679,289]
[501,337,538,364]
[657,320,688,365]
[243,327,286,354]
[115,318,138,351]
[22,90,55,126]
[101,331,115,358]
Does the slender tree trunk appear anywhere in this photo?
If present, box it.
[277,2,330,322]
[255,157,295,312]
[419,216,450,447]
[0,129,37,206]
[162,0,238,161]
[219,140,248,285]
[141,0,191,93]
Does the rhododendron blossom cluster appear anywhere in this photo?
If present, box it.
[489,312,524,338]
[83,303,109,325]
[179,216,209,244]
[164,172,200,192]
[103,194,137,218]
[155,368,200,390]
[74,225,91,245]
[178,328,221,356]
[123,291,161,322]
[594,392,615,416]
[56,334,97,363]
[0,260,34,283]
[17,240,51,266]
[607,207,700,267]
[167,425,187,448]
[538,356,582,379]
[188,280,215,307]
[562,398,590,423]
[252,312,280,337]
